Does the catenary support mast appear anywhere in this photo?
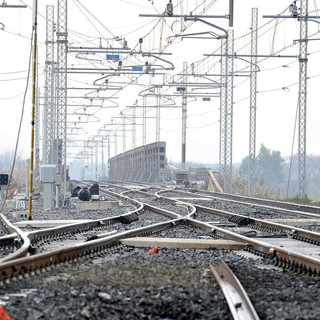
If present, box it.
[34,59,40,190]
[219,39,227,179]
[43,5,55,165]
[181,61,188,169]
[142,96,147,145]
[223,29,234,193]
[298,0,308,197]
[248,8,258,196]
[56,0,68,204]
[156,85,161,141]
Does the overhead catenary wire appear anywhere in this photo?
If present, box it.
[13,1,316,163]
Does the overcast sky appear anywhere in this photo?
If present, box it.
[0,0,320,167]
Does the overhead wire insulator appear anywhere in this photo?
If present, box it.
[166,0,173,16]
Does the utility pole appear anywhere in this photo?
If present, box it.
[56,0,68,204]
[248,8,258,196]
[43,5,55,165]
[28,0,38,220]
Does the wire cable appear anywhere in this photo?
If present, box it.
[286,98,299,198]
[0,28,33,213]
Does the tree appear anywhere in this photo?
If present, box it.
[240,144,284,190]
[256,144,284,186]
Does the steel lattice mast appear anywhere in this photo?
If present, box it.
[142,96,147,145]
[156,85,161,141]
[181,61,188,169]
[223,29,234,194]
[132,104,136,149]
[122,116,126,152]
[298,0,308,197]
[34,67,40,189]
[219,39,227,180]
[56,0,68,202]
[248,8,258,196]
[101,139,105,177]
[43,5,55,165]
[114,132,118,156]
[263,1,311,198]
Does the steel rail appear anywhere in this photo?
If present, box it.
[75,182,320,274]
[124,188,320,246]
[0,212,319,282]
[96,183,320,274]
[0,181,143,260]
[105,186,182,219]
[153,189,320,244]
[26,191,144,246]
[97,184,320,244]
[154,189,197,216]
[167,188,320,219]
[74,182,182,220]
[0,214,30,262]
[174,187,320,214]
[0,218,183,281]
[143,203,181,219]
[111,189,187,219]
[188,218,320,275]
[98,185,195,217]
[210,260,260,320]
[25,183,185,257]
[192,202,320,244]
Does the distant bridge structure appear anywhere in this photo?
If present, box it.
[108,142,166,183]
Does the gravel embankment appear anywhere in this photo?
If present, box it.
[1,246,320,319]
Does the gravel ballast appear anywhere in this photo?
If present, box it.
[1,191,320,319]
[1,247,320,319]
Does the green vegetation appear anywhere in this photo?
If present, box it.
[234,144,285,197]
[277,197,320,207]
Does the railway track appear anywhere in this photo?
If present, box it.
[1,181,320,319]
[108,182,320,275]
[102,182,320,275]
[171,187,320,214]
